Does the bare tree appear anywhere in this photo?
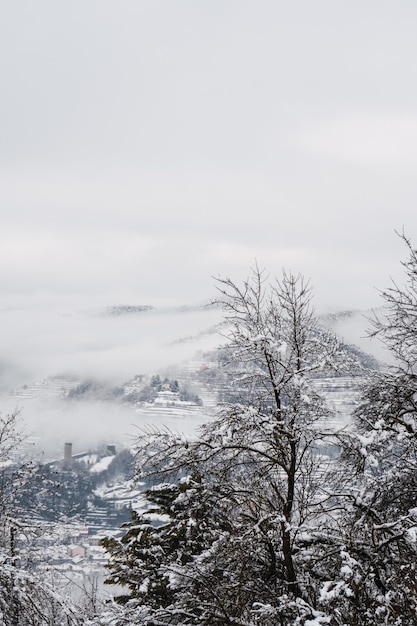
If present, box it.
[335,233,417,625]
[0,410,81,626]
[102,267,353,625]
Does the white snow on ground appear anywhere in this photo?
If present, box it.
[90,455,115,473]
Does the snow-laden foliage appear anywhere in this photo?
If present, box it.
[0,411,82,626]
[337,233,417,625]
[97,252,417,625]
[101,268,360,625]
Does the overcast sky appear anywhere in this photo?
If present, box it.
[2,0,417,313]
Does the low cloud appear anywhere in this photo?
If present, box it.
[0,304,222,389]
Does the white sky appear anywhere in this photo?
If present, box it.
[2,0,417,312]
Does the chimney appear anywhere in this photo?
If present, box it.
[64,442,72,461]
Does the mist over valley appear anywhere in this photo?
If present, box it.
[0,296,382,461]
[0,300,223,457]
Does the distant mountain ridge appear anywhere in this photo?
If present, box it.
[103,301,217,317]
[106,305,154,316]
